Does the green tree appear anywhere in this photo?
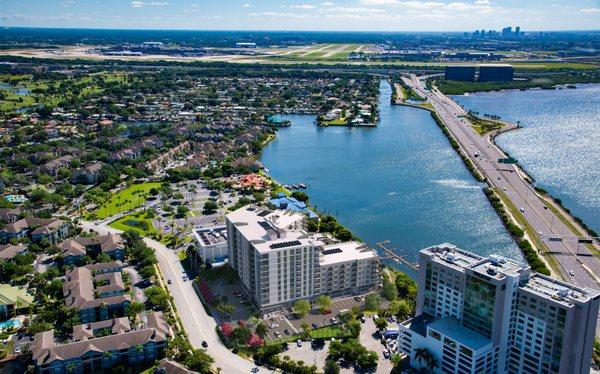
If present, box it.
[315,295,332,312]
[291,191,309,202]
[293,300,311,317]
[382,278,398,301]
[203,200,218,215]
[364,293,380,312]
[324,360,340,374]
[255,322,268,338]
[375,317,388,330]
[183,349,214,373]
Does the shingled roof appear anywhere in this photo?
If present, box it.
[60,234,123,257]
[32,312,169,365]
[63,265,131,310]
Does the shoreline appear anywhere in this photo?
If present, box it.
[391,89,599,279]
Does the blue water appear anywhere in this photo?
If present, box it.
[261,80,520,272]
[454,84,600,234]
[0,318,20,330]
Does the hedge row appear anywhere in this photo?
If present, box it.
[484,188,550,275]
[430,112,484,182]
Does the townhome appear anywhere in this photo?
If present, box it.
[60,233,124,265]
[0,217,69,244]
[31,311,170,374]
[63,264,131,323]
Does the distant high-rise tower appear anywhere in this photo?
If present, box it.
[515,26,521,37]
[502,26,512,38]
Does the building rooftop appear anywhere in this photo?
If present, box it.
[429,317,492,352]
[269,194,318,219]
[319,241,377,266]
[227,205,322,253]
[423,243,526,280]
[193,226,227,247]
[0,284,34,307]
[32,312,170,366]
[521,273,600,307]
[63,265,131,310]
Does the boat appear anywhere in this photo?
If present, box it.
[299,183,307,189]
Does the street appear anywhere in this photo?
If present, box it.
[80,220,271,374]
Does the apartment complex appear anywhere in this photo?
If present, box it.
[226,206,379,313]
[60,233,125,265]
[398,244,600,374]
[63,262,131,323]
[32,311,170,374]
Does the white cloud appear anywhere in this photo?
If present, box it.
[359,0,398,4]
[242,3,251,7]
[580,8,600,14]
[474,0,490,4]
[325,6,386,13]
[290,4,316,9]
[322,1,334,5]
[130,1,168,8]
[397,1,444,10]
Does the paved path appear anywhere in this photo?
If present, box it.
[80,220,272,374]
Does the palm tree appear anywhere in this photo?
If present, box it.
[426,354,439,372]
[414,347,427,367]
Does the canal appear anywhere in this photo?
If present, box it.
[260,80,520,273]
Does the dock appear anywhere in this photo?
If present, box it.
[376,240,419,271]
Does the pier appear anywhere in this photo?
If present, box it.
[376,240,419,271]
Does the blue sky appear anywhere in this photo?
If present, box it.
[1,0,599,31]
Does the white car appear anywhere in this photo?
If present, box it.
[569,271,575,276]
[520,207,525,212]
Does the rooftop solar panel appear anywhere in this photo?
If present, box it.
[269,240,302,249]
[322,248,343,256]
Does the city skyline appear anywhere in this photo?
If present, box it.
[1,0,600,31]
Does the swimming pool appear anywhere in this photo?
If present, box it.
[0,318,21,331]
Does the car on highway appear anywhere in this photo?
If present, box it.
[167,279,172,285]
[520,207,525,212]
[570,271,575,276]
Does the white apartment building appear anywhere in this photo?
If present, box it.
[191,226,228,269]
[398,243,600,374]
[226,205,379,313]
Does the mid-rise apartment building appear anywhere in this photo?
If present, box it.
[398,243,600,374]
[226,206,378,313]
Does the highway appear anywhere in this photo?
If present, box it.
[80,220,271,374]
[402,75,600,292]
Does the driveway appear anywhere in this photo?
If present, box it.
[359,317,394,374]
[80,220,272,374]
[123,266,147,303]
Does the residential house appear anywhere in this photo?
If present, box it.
[0,243,27,260]
[73,162,104,184]
[41,155,74,176]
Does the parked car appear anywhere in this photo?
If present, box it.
[223,313,231,319]
[296,339,302,347]
[284,329,291,335]
[311,323,318,329]
[274,331,281,338]
[167,279,172,285]
[354,296,363,302]
[360,316,366,323]
[383,349,390,359]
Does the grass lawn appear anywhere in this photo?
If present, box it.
[322,118,348,126]
[108,211,157,236]
[93,182,161,219]
[310,325,350,339]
